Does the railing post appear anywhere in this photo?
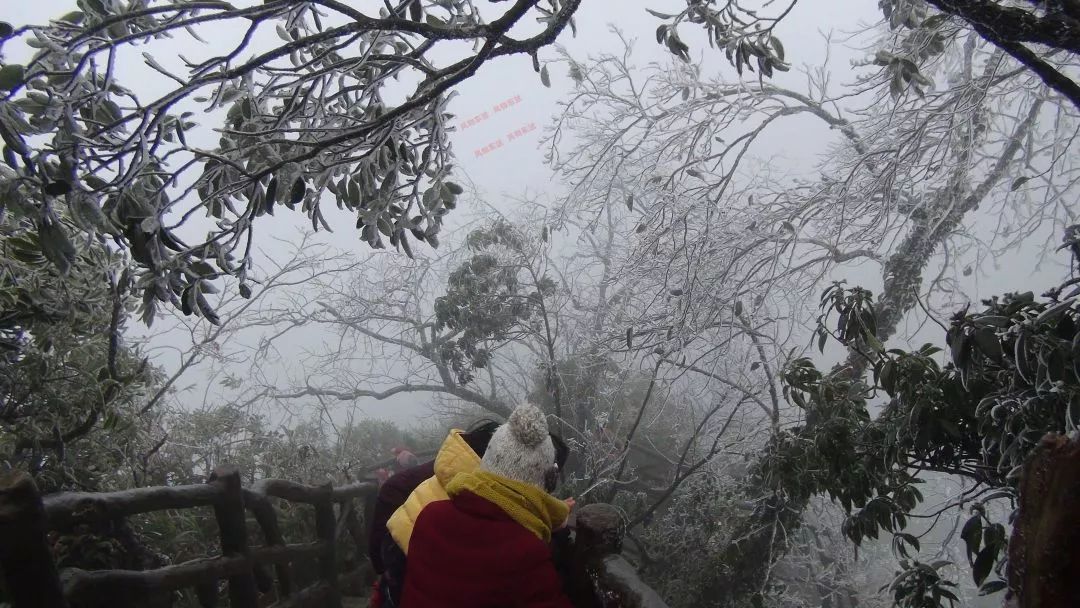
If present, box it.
[209,466,259,608]
[0,472,67,608]
[243,488,294,599]
[570,503,670,608]
[314,482,343,608]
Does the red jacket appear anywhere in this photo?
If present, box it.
[400,490,572,608]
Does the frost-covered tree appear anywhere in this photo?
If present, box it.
[654,1,1080,110]
[0,0,581,322]
[543,3,1078,604]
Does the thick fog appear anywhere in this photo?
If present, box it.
[3,2,1077,607]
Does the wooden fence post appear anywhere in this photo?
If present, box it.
[314,482,342,608]
[569,503,670,608]
[208,466,259,608]
[243,489,294,599]
[0,472,66,608]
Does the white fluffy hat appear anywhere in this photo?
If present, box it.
[480,404,556,487]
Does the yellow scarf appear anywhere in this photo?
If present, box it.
[446,470,570,543]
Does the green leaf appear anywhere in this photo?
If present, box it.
[865,333,884,353]
[289,178,306,207]
[59,11,85,24]
[44,180,72,196]
[38,215,77,275]
[264,176,278,208]
[770,36,785,62]
[196,291,220,325]
[922,14,948,29]
[540,65,551,88]
[972,547,994,585]
[880,359,896,394]
[445,181,464,195]
[973,327,1003,362]
[978,580,1007,596]
[961,515,982,563]
[645,9,675,19]
[0,64,26,91]
[1010,176,1030,191]
[83,0,107,16]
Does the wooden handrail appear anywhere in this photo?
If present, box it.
[59,543,327,598]
[43,484,222,528]
[266,581,331,608]
[249,478,376,505]
[2,466,676,608]
[1,467,378,608]
[38,479,375,528]
[330,480,378,502]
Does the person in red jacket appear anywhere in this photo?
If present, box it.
[369,422,570,608]
[400,404,574,608]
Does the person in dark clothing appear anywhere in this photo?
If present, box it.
[368,421,500,576]
[367,420,569,607]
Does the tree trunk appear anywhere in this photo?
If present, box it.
[1006,432,1080,607]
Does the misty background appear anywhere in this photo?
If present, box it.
[3,1,1076,607]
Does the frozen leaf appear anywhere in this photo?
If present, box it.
[289,178,305,207]
[39,215,77,275]
[0,64,25,91]
[978,580,1006,596]
[972,547,994,585]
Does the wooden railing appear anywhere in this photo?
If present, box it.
[567,504,670,608]
[0,465,377,608]
[0,464,670,608]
